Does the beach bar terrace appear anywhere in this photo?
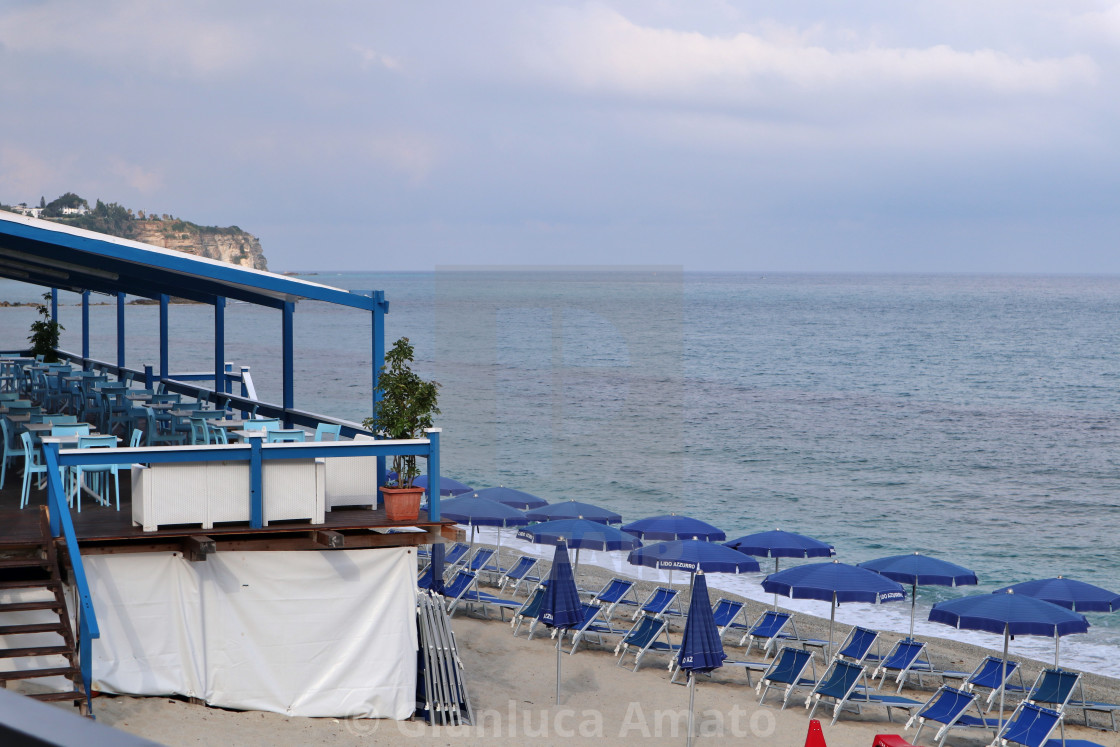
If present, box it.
[0,210,454,721]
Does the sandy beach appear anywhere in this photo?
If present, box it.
[77,552,1120,747]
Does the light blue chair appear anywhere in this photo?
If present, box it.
[70,434,121,512]
[243,418,282,432]
[314,423,342,441]
[266,429,306,443]
[0,417,18,489]
[51,423,91,437]
[19,431,48,509]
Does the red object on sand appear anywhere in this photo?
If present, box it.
[804,719,827,747]
[871,736,916,747]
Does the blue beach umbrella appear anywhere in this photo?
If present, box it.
[412,474,474,497]
[763,560,907,660]
[627,539,760,591]
[468,486,548,510]
[858,552,978,640]
[539,541,583,704]
[676,571,726,747]
[524,500,622,525]
[622,514,726,542]
[724,528,835,608]
[516,518,642,574]
[439,495,528,571]
[929,590,1089,731]
[993,576,1120,613]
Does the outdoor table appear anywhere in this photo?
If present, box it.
[6,414,33,424]
[207,419,255,430]
[125,394,154,402]
[41,434,119,447]
[230,429,268,439]
[23,422,95,434]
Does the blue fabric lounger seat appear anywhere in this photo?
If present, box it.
[615,614,680,672]
[558,602,628,655]
[871,638,931,692]
[511,582,549,639]
[904,685,1000,747]
[994,702,1064,747]
[961,655,1027,710]
[835,626,882,666]
[590,578,640,621]
[498,555,541,596]
[756,646,818,709]
[633,587,682,620]
[711,598,750,638]
[807,660,921,726]
[443,569,521,620]
[739,610,797,655]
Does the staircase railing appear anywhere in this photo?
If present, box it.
[40,442,100,718]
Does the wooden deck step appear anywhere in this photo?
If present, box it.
[0,645,72,659]
[0,577,56,590]
[0,599,62,613]
[0,556,47,569]
[0,622,65,635]
[0,665,78,681]
[27,689,87,704]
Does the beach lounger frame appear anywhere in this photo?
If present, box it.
[615,614,680,672]
[711,597,750,639]
[962,656,1027,711]
[510,583,549,639]
[590,577,640,622]
[904,685,1000,747]
[756,646,818,710]
[989,701,1065,747]
[557,602,628,655]
[871,638,932,692]
[834,626,882,667]
[739,609,796,655]
[807,660,922,727]
[497,555,541,597]
[633,586,683,621]
[444,569,520,620]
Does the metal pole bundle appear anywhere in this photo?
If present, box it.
[416,590,474,725]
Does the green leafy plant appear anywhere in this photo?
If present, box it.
[28,292,64,362]
[362,337,440,488]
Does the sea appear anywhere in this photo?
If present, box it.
[3,269,1119,677]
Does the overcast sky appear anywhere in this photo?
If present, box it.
[2,1,1119,273]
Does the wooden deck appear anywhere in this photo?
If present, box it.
[0,477,455,557]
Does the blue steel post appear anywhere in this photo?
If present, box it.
[427,428,443,590]
[249,437,263,528]
[116,292,126,369]
[50,288,58,322]
[81,291,90,363]
[282,300,294,427]
[214,296,226,399]
[144,364,154,390]
[370,291,388,491]
[159,294,169,380]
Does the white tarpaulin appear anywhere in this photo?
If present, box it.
[84,548,417,719]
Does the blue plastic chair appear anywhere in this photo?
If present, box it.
[314,422,342,441]
[70,434,121,512]
[18,431,49,509]
[0,417,18,489]
[266,429,306,443]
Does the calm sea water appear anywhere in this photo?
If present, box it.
[3,270,1119,675]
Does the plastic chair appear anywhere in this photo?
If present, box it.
[18,431,48,509]
[129,429,144,448]
[70,434,121,511]
[0,417,19,489]
[314,422,342,441]
[265,429,306,443]
[51,424,91,437]
[189,416,211,445]
[243,418,282,432]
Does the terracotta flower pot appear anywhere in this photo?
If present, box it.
[381,485,425,521]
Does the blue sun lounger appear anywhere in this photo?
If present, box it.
[511,582,549,639]
[1025,668,1082,715]
[590,578,640,621]
[712,598,750,638]
[559,602,628,655]
[806,660,922,726]
[634,587,682,620]
[739,610,795,654]
[961,656,1027,710]
[756,646,818,709]
[834,626,882,666]
[463,547,495,575]
[993,702,1064,747]
[498,555,541,596]
[443,569,521,620]
[443,542,471,569]
[904,685,1000,747]
[871,638,931,692]
[615,614,680,672]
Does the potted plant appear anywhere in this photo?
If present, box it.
[362,336,440,521]
[28,292,64,362]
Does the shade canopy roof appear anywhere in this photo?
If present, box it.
[0,210,377,311]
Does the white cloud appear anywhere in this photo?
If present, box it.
[0,148,62,200]
[109,159,164,194]
[352,45,402,72]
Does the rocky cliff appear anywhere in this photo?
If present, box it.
[130,220,268,271]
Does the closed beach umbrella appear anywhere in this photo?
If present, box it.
[763,560,907,660]
[725,529,836,609]
[626,539,759,590]
[439,495,528,573]
[516,518,642,574]
[676,572,726,747]
[991,576,1118,666]
[524,500,622,525]
[858,552,978,640]
[929,590,1089,732]
[622,514,726,542]
[539,541,583,704]
[412,474,474,497]
[469,486,548,510]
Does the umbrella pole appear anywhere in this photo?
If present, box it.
[828,592,836,662]
[772,558,780,611]
[1054,633,1060,669]
[686,672,695,747]
[909,581,917,641]
[999,625,1009,736]
[555,635,562,705]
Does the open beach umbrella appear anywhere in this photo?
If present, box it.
[468,486,548,511]
[762,560,907,660]
[676,571,726,747]
[929,590,1089,732]
[626,539,760,591]
[539,541,583,704]
[524,500,622,525]
[622,514,726,542]
[858,552,978,640]
[439,495,529,573]
[725,529,835,608]
[991,576,1119,666]
[516,518,642,574]
[412,474,474,497]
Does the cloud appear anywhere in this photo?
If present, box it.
[0,148,62,201]
[352,45,402,72]
[109,159,164,194]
